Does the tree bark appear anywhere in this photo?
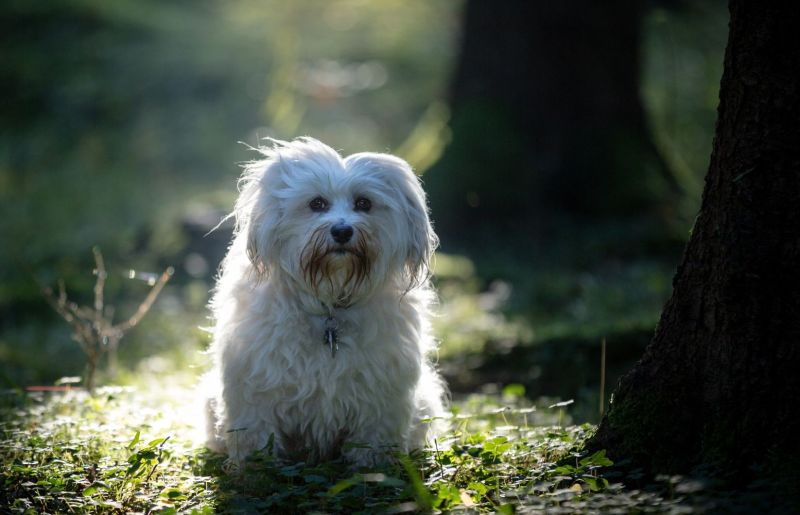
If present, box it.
[591,0,800,479]
[426,0,674,239]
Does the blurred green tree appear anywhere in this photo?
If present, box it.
[592,0,800,484]
[426,0,678,242]
[0,0,258,271]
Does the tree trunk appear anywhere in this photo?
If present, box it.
[426,0,674,240]
[591,0,800,479]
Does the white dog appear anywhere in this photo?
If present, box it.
[205,137,447,466]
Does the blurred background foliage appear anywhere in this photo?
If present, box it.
[0,0,727,422]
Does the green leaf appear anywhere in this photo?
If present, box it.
[483,436,512,456]
[466,433,486,445]
[433,483,461,509]
[160,487,187,500]
[126,462,143,477]
[398,455,433,511]
[146,437,168,448]
[579,449,613,468]
[582,476,609,492]
[468,481,488,496]
[127,431,141,450]
[502,383,526,398]
[582,477,599,491]
[327,476,358,496]
[138,450,158,460]
[553,465,576,475]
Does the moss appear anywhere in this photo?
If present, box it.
[592,372,703,475]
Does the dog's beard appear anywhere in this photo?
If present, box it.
[300,226,372,306]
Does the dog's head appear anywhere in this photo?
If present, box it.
[234,137,437,305]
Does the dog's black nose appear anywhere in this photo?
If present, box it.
[330,223,354,244]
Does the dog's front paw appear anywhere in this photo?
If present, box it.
[222,425,274,465]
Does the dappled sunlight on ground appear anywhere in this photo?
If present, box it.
[2,372,722,513]
[1,250,679,511]
[0,380,220,512]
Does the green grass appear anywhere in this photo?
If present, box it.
[0,249,690,512]
[1,378,711,514]
[0,250,676,512]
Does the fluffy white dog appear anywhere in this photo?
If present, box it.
[205,137,447,466]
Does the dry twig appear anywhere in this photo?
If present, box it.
[39,247,174,393]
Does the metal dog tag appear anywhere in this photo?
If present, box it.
[324,317,339,358]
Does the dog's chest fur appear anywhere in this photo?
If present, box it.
[221,284,424,457]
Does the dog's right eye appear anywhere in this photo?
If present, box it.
[309,197,329,212]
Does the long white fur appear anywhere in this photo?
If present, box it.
[205,137,447,466]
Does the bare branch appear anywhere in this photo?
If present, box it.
[33,249,174,394]
[41,280,76,325]
[92,246,106,317]
[113,266,174,334]
[58,279,67,306]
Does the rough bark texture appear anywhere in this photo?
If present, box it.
[591,0,800,478]
[426,0,673,239]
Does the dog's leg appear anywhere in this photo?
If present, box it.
[223,423,275,464]
[204,396,226,454]
[341,400,413,467]
[218,383,278,464]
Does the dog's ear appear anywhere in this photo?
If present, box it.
[237,138,346,280]
[235,157,286,280]
[345,153,438,289]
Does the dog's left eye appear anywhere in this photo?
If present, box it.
[354,197,372,212]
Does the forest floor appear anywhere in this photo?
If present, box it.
[3,244,772,513]
[0,374,733,514]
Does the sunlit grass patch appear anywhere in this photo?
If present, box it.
[0,377,702,514]
[0,385,214,513]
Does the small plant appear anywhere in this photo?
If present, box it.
[40,247,173,393]
[549,449,614,492]
[124,431,171,485]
